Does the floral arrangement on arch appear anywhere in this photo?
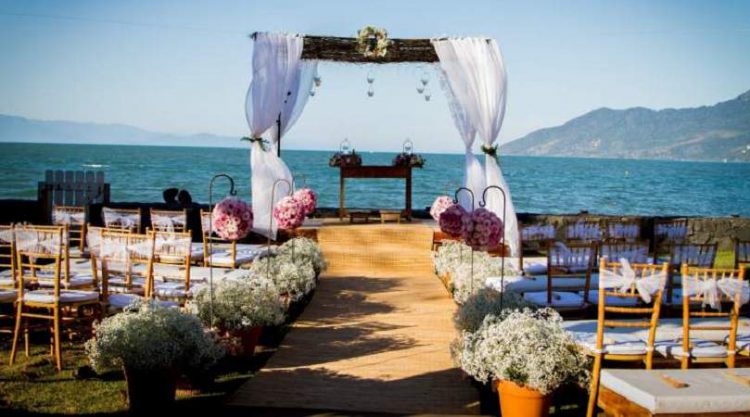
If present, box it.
[273,196,305,230]
[329,150,363,167]
[212,197,253,241]
[356,25,391,58]
[392,152,425,168]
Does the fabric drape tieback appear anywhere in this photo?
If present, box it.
[480,144,499,158]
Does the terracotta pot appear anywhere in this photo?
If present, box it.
[496,380,551,417]
[232,326,263,357]
[123,366,177,412]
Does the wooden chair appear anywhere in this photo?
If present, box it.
[523,241,596,311]
[51,205,87,258]
[22,224,96,290]
[584,259,668,417]
[655,265,746,370]
[200,210,257,268]
[151,231,193,306]
[664,243,718,305]
[605,218,641,242]
[564,219,602,243]
[9,225,100,371]
[736,239,750,271]
[519,223,555,275]
[102,207,142,232]
[98,230,154,314]
[149,208,188,233]
[0,225,18,348]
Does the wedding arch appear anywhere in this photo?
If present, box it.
[245,30,520,256]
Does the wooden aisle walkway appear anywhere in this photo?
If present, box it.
[227,224,480,416]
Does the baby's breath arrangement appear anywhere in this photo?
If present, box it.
[85,300,224,373]
[190,277,285,331]
[452,256,517,304]
[277,237,327,274]
[453,308,589,394]
[249,255,316,301]
[454,288,534,333]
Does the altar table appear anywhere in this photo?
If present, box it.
[337,166,412,221]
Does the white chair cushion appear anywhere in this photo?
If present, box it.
[524,291,585,308]
[655,339,729,358]
[106,276,147,287]
[524,262,547,275]
[0,289,16,303]
[107,293,141,309]
[581,290,640,306]
[153,282,192,298]
[206,249,258,266]
[0,277,14,287]
[37,274,95,289]
[24,289,99,304]
[492,274,599,293]
[570,331,648,355]
[0,269,13,278]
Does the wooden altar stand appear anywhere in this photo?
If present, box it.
[338,165,412,221]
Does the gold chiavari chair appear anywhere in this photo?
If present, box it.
[102,207,142,232]
[582,259,668,417]
[0,225,18,344]
[99,230,154,314]
[149,208,188,233]
[519,223,555,275]
[599,241,651,264]
[664,243,718,305]
[200,210,257,269]
[523,241,596,311]
[24,224,95,290]
[656,265,746,369]
[604,218,641,242]
[9,225,100,371]
[564,219,603,243]
[151,230,193,306]
[51,205,87,258]
[736,239,750,271]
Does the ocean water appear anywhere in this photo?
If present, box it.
[0,142,748,217]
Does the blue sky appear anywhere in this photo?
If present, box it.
[1,0,749,153]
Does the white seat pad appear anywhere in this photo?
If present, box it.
[489,274,599,293]
[524,291,585,308]
[655,339,729,358]
[0,277,14,287]
[24,289,99,304]
[206,248,258,266]
[153,281,192,298]
[0,289,16,303]
[581,290,640,306]
[37,274,95,289]
[106,293,178,311]
[570,331,648,355]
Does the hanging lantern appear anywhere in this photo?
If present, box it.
[340,138,351,155]
[424,87,431,102]
[367,84,374,97]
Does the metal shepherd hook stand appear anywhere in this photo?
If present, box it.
[452,187,475,292]
[207,174,237,325]
[267,178,293,280]
[479,185,508,310]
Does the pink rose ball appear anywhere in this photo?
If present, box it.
[430,195,454,222]
[273,196,305,230]
[463,208,503,251]
[439,204,471,237]
[212,197,253,241]
[293,188,317,216]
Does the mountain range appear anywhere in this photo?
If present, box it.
[501,90,750,161]
[2,89,750,161]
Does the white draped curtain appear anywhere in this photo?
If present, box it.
[246,32,316,239]
[432,37,520,257]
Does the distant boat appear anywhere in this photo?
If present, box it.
[723,158,728,163]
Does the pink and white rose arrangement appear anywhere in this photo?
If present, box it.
[293,188,317,217]
[439,204,472,237]
[212,197,252,241]
[430,196,454,222]
[273,196,305,230]
[462,208,503,251]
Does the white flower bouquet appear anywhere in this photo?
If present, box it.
[85,300,224,373]
[277,237,327,275]
[453,308,589,394]
[190,277,286,331]
[452,256,517,304]
[249,255,316,301]
[454,288,534,333]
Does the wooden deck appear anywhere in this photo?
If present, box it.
[227,224,481,415]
